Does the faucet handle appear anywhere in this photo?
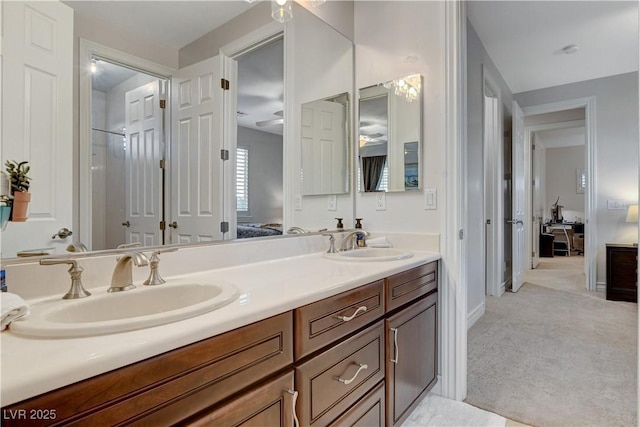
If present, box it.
[322,233,338,254]
[143,248,178,286]
[117,242,141,249]
[40,258,91,299]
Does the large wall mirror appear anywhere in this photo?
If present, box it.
[359,74,422,192]
[1,1,354,259]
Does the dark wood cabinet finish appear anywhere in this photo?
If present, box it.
[295,321,385,427]
[385,291,438,427]
[184,370,295,427]
[328,381,386,427]
[1,312,293,427]
[294,280,385,360]
[385,262,437,312]
[606,244,638,302]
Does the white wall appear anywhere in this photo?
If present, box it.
[515,72,639,284]
[466,21,514,322]
[237,127,283,224]
[354,1,445,233]
[544,145,585,221]
[289,4,354,231]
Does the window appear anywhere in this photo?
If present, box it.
[237,147,249,212]
[378,164,389,191]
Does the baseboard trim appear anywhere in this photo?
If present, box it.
[467,302,485,329]
[431,375,443,396]
[596,282,606,293]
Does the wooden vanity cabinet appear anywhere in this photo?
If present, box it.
[385,292,438,427]
[1,312,293,427]
[183,370,296,427]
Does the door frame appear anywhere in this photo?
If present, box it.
[78,39,174,249]
[521,97,597,291]
[482,65,504,297]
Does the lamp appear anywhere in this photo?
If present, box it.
[626,204,638,246]
[272,0,292,23]
[626,204,638,223]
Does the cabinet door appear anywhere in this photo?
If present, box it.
[185,371,296,427]
[385,292,437,426]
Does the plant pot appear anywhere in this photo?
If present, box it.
[11,191,31,222]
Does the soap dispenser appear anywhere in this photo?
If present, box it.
[355,218,363,229]
[335,218,344,229]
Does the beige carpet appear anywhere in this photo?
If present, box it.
[466,283,637,427]
[402,394,506,426]
[523,255,604,300]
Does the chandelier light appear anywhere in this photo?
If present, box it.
[272,0,293,23]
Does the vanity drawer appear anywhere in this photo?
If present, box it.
[2,312,293,427]
[295,321,385,427]
[327,381,385,427]
[386,262,437,312]
[294,280,384,360]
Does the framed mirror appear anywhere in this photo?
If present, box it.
[358,74,422,192]
[301,93,350,196]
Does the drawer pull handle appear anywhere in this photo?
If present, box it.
[336,306,367,322]
[286,389,299,427]
[390,327,399,364]
[336,363,368,385]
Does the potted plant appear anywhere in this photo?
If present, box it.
[5,160,32,222]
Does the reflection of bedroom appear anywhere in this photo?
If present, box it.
[235,38,284,239]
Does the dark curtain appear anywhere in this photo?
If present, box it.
[361,155,387,191]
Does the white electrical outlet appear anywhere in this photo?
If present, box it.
[327,195,337,211]
[294,195,303,210]
[425,189,437,210]
[376,192,386,211]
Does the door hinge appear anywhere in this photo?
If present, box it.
[221,78,230,90]
[220,221,229,233]
[160,220,166,231]
[532,251,535,257]
[459,229,464,240]
[160,159,166,169]
[532,144,536,150]
[220,149,229,161]
[159,99,166,109]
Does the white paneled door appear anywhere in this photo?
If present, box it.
[124,81,163,247]
[170,57,224,244]
[301,100,346,195]
[511,101,526,292]
[1,1,73,257]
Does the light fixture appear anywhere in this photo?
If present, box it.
[272,0,292,23]
[385,74,421,102]
[90,59,98,73]
[625,204,638,223]
[626,204,638,246]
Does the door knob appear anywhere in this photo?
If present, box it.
[52,228,73,239]
[168,221,178,229]
[122,221,131,227]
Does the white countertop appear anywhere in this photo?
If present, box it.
[0,249,440,406]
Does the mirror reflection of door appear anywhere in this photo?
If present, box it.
[91,59,167,250]
[234,38,284,239]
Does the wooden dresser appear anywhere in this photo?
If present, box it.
[606,243,638,302]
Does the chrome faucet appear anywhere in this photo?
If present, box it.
[339,230,370,251]
[287,226,308,234]
[65,242,88,253]
[108,251,149,292]
[117,242,142,249]
[322,233,338,253]
[143,247,178,286]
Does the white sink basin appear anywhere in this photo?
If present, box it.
[323,248,414,262]
[10,282,239,338]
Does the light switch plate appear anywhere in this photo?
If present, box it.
[376,192,386,211]
[607,200,628,210]
[294,195,303,210]
[327,195,337,211]
[425,189,437,210]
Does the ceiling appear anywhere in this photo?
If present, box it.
[467,1,639,94]
[63,1,257,49]
[535,126,585,149]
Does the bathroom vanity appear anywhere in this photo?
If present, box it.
[1,248,439,427]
